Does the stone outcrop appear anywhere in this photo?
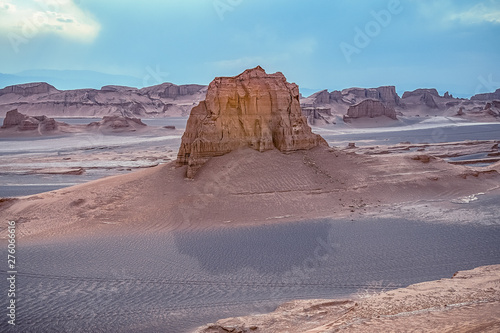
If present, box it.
[471,88,500,101]
[176,66,326,178]
[343,86,401,108]
[1,109,59,132]
[345,99,397,120]
[402,88,440,99]
[87,115,147,131]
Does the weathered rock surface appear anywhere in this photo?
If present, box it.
[176,66,326,178]
[345,99,398,120]
[302,106,333,125]
[1,109,60,132]
[0,82,207,118]
[420,92,439,109]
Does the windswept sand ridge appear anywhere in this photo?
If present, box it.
[194,264,500,333]
[1,145,499,240]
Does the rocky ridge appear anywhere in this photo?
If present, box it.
[176,66,326,178]
[0,82,207,118]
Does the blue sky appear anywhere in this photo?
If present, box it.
[0,0,499,97]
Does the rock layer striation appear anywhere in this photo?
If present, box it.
[345,99,398,120]
[176,66,326,178]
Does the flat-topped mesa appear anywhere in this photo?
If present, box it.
[345,99,398,120]
[177,66,326,178]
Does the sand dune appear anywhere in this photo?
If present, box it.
[1,145,499,240]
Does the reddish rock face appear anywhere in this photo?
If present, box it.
[345,99,398,120]
[177,66,326,178]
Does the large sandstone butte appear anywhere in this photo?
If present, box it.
[177,66,326,178]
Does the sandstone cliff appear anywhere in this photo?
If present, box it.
[345,99,398,120]
[176,66,326,178]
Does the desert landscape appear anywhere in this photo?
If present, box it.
[0,66,499,332]
[1,1,500,332]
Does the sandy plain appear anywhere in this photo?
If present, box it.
[0,117,499,332]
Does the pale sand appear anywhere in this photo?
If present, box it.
[195,264,500,333]
[1,145,499,240]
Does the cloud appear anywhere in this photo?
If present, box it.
[0,0,100,43]
[449,0,500,24]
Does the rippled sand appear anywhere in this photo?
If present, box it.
[1,218,499,332]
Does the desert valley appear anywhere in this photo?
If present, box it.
[0,66,499,332]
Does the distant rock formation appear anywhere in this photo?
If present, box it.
[0,82,207,118]
[471,88,500,101]
[308,86,401,108]
[1,109,59,132]
[345,99,398,120]
[301,107,333,125]
[177,66,326,178]
[402,88,440,99]
[0,82,59,97]
[87,115,147,131]
[420,92,439,109]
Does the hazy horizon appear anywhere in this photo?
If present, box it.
[1,0,500,97]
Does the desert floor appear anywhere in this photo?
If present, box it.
[0,116,499,332]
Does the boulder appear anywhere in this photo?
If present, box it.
[345,99,398,120]
[176,66,326,178]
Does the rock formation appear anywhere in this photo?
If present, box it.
[420,92,439,109]
[301,107,333,125]
[471,88,500,101]
[0,82,59,97]
[308,86,401,108]
[87,115,147,131]
[176,66,326,178]
[0,82,207,118]
[345,99,398,120]
[402,88,440,99]
[1,109,59,132]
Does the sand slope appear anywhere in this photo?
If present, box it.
[1,146,499,240]
[195,264,500,333]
